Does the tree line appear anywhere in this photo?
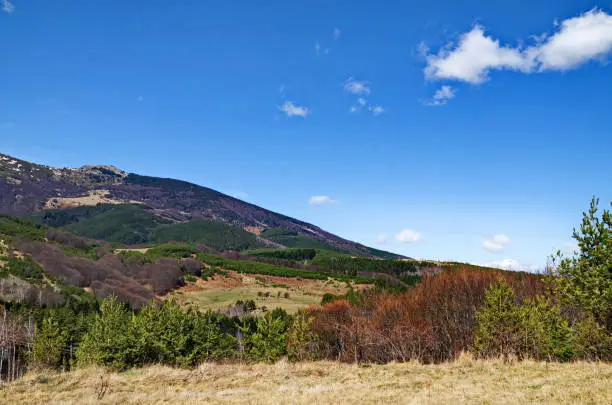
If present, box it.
[0,197,610,381]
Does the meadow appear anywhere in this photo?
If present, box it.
[2,356,610,404]
[171,271,357,313]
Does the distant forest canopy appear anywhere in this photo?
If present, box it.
[27,204,404,260]
[29,204,265,250]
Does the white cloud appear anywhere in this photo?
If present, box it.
[376,234,389,245]
[334,28,341,41]
[424,85,457,106]
[368,105,386,116]
[344,79,385,115]
[315,42,321,56]
[2,0,14,13]
[532,9,612,71]
[482,234,511,252]
[349,99,386,115]
[424,26,530,84]
[279,84,285,95]
[396,229,422,244]
[279,101,310,118]
[484,259,542,273]
[344,77,371,95]
[308,195,337,206]
[349,98,368,113]
[486,258,522,271]
[423,9,612,85]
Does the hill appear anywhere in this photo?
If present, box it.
[0,152,405,259]
[0,213,373,308]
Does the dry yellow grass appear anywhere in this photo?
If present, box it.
[170,272,353,314]
[2,355,610,404]
[44,190,142,210]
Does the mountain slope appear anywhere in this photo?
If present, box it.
[0,153,406,259]
[31,204,172,245]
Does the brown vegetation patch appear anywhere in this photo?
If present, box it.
[244,226,263,235]
[310,267,544,364]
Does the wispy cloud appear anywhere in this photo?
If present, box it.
[486,258,522,271]
[2,0,15,13]
[368,105,386,116]
[308,195,337,206]
[279,100,311,118]
[482,234,510,252]
[423,8,612,85]
[424,85,457,106]
[349,99,386,115]
[344,77,371,95]
[349,98,366,113]
[333,27,342,41]
[376,234,389,245]
[396,229,422,243]
[315,41,330,56]
[315,28,341,56]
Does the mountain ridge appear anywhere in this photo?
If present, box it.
[0,152,406,259]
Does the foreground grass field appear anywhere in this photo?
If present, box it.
[2,357,610,405]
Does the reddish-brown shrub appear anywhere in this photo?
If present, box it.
[309,267,543,363]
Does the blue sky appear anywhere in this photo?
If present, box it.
[1,0,611,270]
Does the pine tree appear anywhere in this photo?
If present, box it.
[244,312,288,363]
[287,311,316,362]
[76,296,135,370]
[473,280,523,359]
[550,197,611,331]
[30,315,68,370]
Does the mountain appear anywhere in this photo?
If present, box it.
[0,153,405,259]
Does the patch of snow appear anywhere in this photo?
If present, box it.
[303,227,321,236]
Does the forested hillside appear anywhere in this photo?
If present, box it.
[0,153,406,259]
